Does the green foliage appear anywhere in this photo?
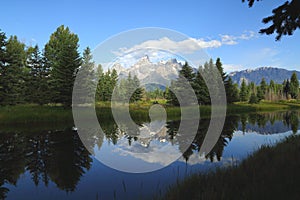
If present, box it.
[256,86,264,101]
[75,47,96,104]
[167,62,196,106]
[283,79,291,99]
[113,73,143,103]
[215,57,227,81]
[25,45,50,105]
[243,0,300,41]
[145,88,164,100]
[289,72,299,99]
[239,79,248,101]
[193,66,210,105]
[225,77,239,104]
[44,25,81,107]
[260,77,267,98]
[96,68,118,101]
[249,92,259,104]
[0,35,26,105]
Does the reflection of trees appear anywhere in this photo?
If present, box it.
[45,128,92,191]
[0,134,26,199]
[166,115,239,163]
[0,128,93,198]
[289,111,299,134]
[245,111,299,134]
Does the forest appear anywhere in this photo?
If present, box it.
[0,25,299,108]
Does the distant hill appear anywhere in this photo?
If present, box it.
[229,67,300,85]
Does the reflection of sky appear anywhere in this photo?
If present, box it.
[178,130,298,167]
[95,116,299,172]
[94,120,183,172]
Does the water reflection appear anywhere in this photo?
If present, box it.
[0,111,299,199]
[0,128,92,199]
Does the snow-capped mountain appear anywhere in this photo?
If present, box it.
[112,55,183,89]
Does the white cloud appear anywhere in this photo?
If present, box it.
[220,31,256,45]
[223,64,248,72]
[113,31,256,57]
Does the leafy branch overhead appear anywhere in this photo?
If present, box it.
[243,0,300,40]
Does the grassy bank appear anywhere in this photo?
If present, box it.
[1,100,300,124]
[163,135,300,200]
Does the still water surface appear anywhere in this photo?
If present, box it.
[0,111,299,199]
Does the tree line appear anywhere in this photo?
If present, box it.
[165,58,300,106]
[0,26,143,107]
[1,25,299,107]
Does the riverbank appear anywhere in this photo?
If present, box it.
[163,134,300,200]
[1,100,300,124]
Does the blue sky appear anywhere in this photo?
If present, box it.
[1,0,299,72]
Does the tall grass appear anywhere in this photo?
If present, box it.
[163,135,300,200]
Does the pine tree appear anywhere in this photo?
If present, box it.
[166,80,179,106]
[0,36,26,105]
[0,30,7,104]
[290,72,299,99]
[168,62,196,106]
[225,77,239,103]
[193,66,210,105]
[249,92,259,104]
[283,79,290,99]
[215,58,227,81]
[44,25,81,107]
[256,86,264,101]
[239,79,248,101]
[25,45,50,104]
[180,62,195,82]
[130,75,143,102]
[260,78,267,99]
[75,47,95,104]
[96,64,104,101]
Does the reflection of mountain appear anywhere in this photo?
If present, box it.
[237,121,295,134]
[112,55,183,89]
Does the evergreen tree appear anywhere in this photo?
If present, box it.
[249,92,259,104]
[166,80,179,106]
[239,79,248,101]
[260,77,267,99]
[256,86,264,101]
[0,30,7,104]
[44,25,81,107]
[215,58,227,81]
[193,67,210,105]
[0,36,26,105]
[96,64,104,101]
[130,75,143,102]
[283,79,290,99]
[167,62,195,106]
[75,47,95,104]
[180,62,195,82]
[25,45,50,104]
[290,72,299,99]
[225,77,239,103]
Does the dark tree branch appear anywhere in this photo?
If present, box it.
[242,0,300,40]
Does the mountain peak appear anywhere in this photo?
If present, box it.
[136,55,151,65]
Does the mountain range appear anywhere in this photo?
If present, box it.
[229,67,300,85]
[111,56,300,89]
[112,55,182,90]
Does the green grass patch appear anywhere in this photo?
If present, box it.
[1,101,300,124]
[163,134,300,200]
